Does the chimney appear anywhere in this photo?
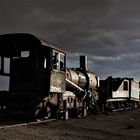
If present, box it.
[80,55,87,70]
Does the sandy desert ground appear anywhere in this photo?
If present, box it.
[0,108,140,140]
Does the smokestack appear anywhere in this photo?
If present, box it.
[80,55,87,70]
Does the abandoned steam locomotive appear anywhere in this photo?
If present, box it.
[0,33,139,121]
[0,33,99,120]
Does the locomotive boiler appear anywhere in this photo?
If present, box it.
[66,56,99,92]
[63,56,99,117]
[66,68,98,92]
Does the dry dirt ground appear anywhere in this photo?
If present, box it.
[0,109,140,140]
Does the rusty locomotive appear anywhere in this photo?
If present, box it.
[0,33,139,121]
[0,33,99,120]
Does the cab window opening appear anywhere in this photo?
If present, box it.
[21,51,30,58]
[0,56,1,70]
[60,54,65,71]
[4,57,10,74]
[37,55,48,71]
[0,56,10,74]
[44,57,47,69]
[52,51,59,70]
[52,50,65,71]
[123,81,128,91]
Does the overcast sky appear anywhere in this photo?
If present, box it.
[1,0,140,79]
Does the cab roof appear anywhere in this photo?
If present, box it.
[0,33,65,55]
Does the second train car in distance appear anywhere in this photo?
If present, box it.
[99,76,140,112]
[0,33,66,120]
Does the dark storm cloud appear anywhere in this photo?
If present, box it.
[0,0,140,79]
[0,0,115,37]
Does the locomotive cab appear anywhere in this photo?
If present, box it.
[0,33,66,120]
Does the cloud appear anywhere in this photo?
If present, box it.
[0,0,140,80]
[67,51,140,80]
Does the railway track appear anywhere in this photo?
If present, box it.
[0,106,138,130]
[113,107,132,112]
[0,119,56,129]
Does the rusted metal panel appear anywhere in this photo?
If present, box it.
[50,71,65,93]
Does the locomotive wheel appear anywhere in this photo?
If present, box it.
[35,106,51,122]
